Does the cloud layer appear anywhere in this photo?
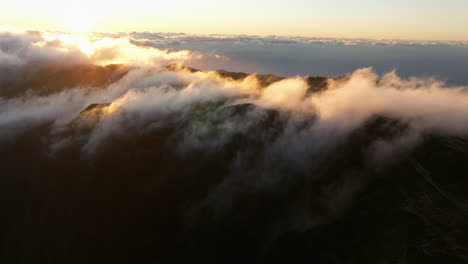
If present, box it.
[0,28,195,68]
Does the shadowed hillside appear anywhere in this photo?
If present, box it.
[1,65,467,264]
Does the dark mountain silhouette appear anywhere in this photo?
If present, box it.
[1,66,467,264]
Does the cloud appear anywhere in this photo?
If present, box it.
[2,44,468,182]
[3,62,468,228]
[123,31,468,48]
[0,28,196,69]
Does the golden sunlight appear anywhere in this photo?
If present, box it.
[63,10,95,33]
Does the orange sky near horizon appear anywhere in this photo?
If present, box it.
[1,0,468,41]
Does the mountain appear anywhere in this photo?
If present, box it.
[1,65,467,264]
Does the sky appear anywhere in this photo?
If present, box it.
[1,0,468,41]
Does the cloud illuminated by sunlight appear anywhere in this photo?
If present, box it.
[2,28,195,68]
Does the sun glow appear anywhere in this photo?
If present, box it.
[64,10,95,33]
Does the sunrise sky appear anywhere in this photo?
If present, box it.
[2,0,468,41]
